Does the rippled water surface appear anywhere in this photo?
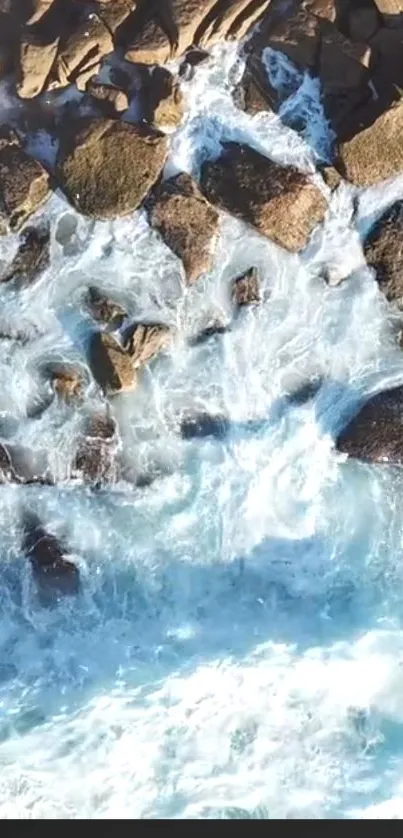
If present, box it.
[1,42,403,819]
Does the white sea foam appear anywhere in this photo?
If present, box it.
[0,41,403,819]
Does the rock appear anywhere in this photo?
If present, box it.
[370,27,403,90]
[338,99,403,185]
[336,384,403,464]
[125,16,172,65]
[50,366,84,403]
[0,138,50,234]
[145,68,184,130]
[199,0,272,48]
[57,118,168,220]
[97,0,136,34]
[266,8,321,70]
[22,512,80,603]
[85,80,129,115]
[200,142,327,252]
[88,331,136,395]
[232,267,261,306]
[148,172,219,283]
[17,33,60,98]
[125,0,219,64]
[234,49,280,114]
[319,23,371,93]
[286,378,323,405]
[319,164,342,190]
[188,318,230,347]
[122,322,171,367]
[348,4,380,41]
[302,0,339,21]
[25,1,54,25]
[363,200,403,304]
[179,47,210,80]
[48,11,113,91]
[0,224,50,285]
[374,1,403,23]
[180,412,230,440]
[73,412,118,485]
[85,286,127,328]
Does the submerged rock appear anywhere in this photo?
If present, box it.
[0,224,50,286]
[148,173,219,283]
[336,384,403,464]
[232,267,261,307]
[180,412,230,440]
[22,512,80,603]
[89,331,136,396]
[56,118,168,220]
[0,443,52,485]
[85,80,129,116]
[363,200,403,305]
[188,318,231,347]
[85,286,127,329]
[200,142,327,251]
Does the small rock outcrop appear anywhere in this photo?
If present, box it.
[149,173,219,283]
[363,200,403,305]
[88,330,136,396]
[232,267,261,306]
[74,412,118,485]
[338,100,403,186]
[200,142,327,251]
[85,286,127,329]
[336,385,403,465]
[122,322,172,367]
[144,67,184,130]
[22,512,80,603]
[0,131,50,234]
[0,224,50,285]
[85,80,129,116]
[180,412,230,440]
[56,118,168,220]
[51,366,84,403]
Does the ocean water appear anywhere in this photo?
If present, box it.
[1,41,403,819]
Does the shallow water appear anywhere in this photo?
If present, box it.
[1,41,403,819]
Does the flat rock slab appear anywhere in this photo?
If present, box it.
[364,199,403,305]
[89,331,136,396]
[200,142,327,251]
[57,118,168,220]
[336,385,403,464]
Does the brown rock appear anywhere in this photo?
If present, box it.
[125,17,172,64]
[0,139,50,235]
[57,118,168,220]
[51,366,84,403]
[89,330,136,395]
[125,0,219,64]
[97,0,136,34]
[232,267,261,306]
[339,99,403,186]
[17,33,60,99]
[319,23,371,93]
[0,224,50,285]
[200,142,327,252]
[363,200,403,305]
[320,164,342,190]
[336,385,403,464]
[22,512,80,603]
[74,412,118,485]
[302,0,338,21]
[86,80,129,115]
[266,8,321,71]
[49,11,113,90]
[122,322,171,367]
[235,61,277,114]
[199,0,272,48]
[149,173,219,283]
[85,286,127,328]
[145,68,184,130]
[25,1,54,25]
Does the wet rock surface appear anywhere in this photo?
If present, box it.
[22,512,80,603]
[232,267,261,307]
[0,133,50,234]
[336,385,403,464]
[89,331,137,396]
[0,224,50,286]
[85,286,127,329]
[122,322,172,368]
[363,200,403,304]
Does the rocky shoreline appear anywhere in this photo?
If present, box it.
[1,0,403,600]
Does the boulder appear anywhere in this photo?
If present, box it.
[48,11,113,91]
[320,164,342,190]
[198,0,272,48]
[200,142,327,251]
[56,118,168,220]
[73,411,118,485]
[336,385,403,464]
[148,172,219,283]
[97,0,136,34]
[125,0,219,64]
[125,16,172,65]
[17,33,60,98]
[370,27,403,90]
[180,412,230,440]
[85,286,127,328]
[50,366,84,403]
[338,99,403,185]
[122,322,171,367]
[363,200,403,304]
[265,8,321,70]
[85,80,129,115]
[22,512,80,603]
[0,224,50,285]
[232,267,261,306]
[302,0,339,21]
[145,68,184,130]
[319,23,371,93]
[0,137,50,234]
[88,331,136,395]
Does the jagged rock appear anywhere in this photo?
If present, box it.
[86,80,129,115]
[48,11,113,91]
[57,118,168,219]
[320,164,342,190]
[302,0,339,21]
[266,7,321,70]
[336,385,403,464]
[145,68,184,130]
[0,137,50,234]
[125,16,172,65]
[180,412,230,440]
[125,0,219,64]
[89,331,136,395]
[0,224,50,285]
[232,267,261,306]
[200,142,327,252]
[122,322,171,367]
[97,0,136,34]
[26,1,54,25]
[50,366,84,403]
[85,286,127,328]
[234,59,278,114]
[198,0,272,48]
[363,200,403,304]
[17,33,60,98]
[338,99,403,185]
[319,22,371,93]
[73,411,118,485]
[149,173,219,283]
[22,512,80,603]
